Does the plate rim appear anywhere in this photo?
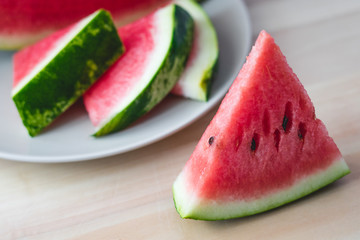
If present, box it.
[0,0,252,163]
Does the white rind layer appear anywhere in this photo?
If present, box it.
[94,5,175,132]
[173,157,350,220]
[11,10,100,97]
[172,0,218,101]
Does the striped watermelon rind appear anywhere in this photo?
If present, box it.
[12,10,125,137]
[171,0,218,101]
[91,4,194,137]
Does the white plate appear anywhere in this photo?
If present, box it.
[0,0,252,163]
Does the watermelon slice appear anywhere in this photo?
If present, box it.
[171,0,218,101]
[12,9,125,137]
[83,4,194,137]
[0,0,170,50]
[172,30,350,220]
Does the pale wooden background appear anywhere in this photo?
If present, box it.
[1,0,360,239]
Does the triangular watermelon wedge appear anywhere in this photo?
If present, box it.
[172,30,350,220]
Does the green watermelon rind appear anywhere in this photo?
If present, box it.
[173,157,350,220]
[172,0,219,102]
[92,5,194,137]
[12,10,125,137]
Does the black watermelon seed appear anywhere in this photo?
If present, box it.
[251,133,260,153]
[208,136,214,146]
[251,138,256,151]
[298,130,303,139]
[298,122,306,140]
[282,102,293,133]
[282,115,289,131]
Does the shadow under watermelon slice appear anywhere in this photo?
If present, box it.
[172,30,350,221]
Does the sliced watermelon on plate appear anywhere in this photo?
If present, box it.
[83,4,194,137]
[12,9,124,137]
[0,0,170,50]
[171,0,218,101]
[172,30,350,220]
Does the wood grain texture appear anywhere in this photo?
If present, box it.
[1,0,360,239]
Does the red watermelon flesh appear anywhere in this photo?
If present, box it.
[13,26,72,88]
[83,4,194,136]
[84,14,155,127]
[11,9,125,136]
[172,30,350,220]
[0,0,169,49]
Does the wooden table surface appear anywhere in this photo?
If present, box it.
[1,0,360,239]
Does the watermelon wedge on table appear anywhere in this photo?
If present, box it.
[12,9,124,137]
[83,4,194,137]
[0,0,170,50]
[171,0,218,101]
[172,30,350,220]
